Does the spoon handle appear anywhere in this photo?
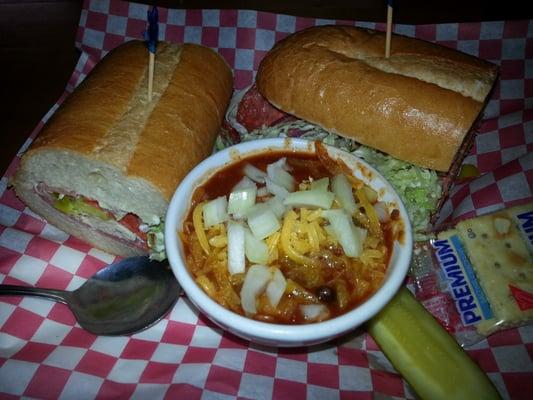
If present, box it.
[0,284,70,305]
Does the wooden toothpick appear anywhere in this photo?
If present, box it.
[148,52,155,101]
[385,1,393,58]
[145,6,158,102]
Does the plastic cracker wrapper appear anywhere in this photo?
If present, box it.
[409,202,533,346]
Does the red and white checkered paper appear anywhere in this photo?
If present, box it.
[1,1,532,398]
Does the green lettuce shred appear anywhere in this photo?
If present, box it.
[147,222,166,261]
[240,120,359,153]
[352,147,441,241]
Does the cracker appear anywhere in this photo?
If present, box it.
[454,204,533,334]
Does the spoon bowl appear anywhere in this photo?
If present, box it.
[0,256,180,335]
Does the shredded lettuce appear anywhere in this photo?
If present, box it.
[219,119,441,240]
[215,134,233,152]
[241,120,359,153]
[353,147,441,241]
[147,222,166,261]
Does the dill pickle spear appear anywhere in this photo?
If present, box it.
[366,287,501,400]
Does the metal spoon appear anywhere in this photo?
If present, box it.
[0,256,180,335]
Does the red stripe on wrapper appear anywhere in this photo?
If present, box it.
[509,285,533,311]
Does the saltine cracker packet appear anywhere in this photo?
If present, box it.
[410,202,533,346]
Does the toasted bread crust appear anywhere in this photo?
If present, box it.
[128,43,234,200]
[26,40,233,200]
[256,26,497,171]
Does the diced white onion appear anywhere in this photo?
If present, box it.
[244,227,269,264]
[267,158,295,191]
[310,177,329,191]
[265,177,289,199]
[283,189,335,209]
[227,221,246,275]
[240,264,271,315]
[331,174,357,214]
[139,223,150,233]
[243,164,267,183]
[203,196,228,228]
[246,204,281,240]
[256,186,270,197]
[266,267,286,308]
[363,186,379,203]
[233,176,257,191]
[322,209,365,257]
[373,201,390,223]
[299,304,329,322]
[274,169,296,191]
[268,157,291,172]
[357,226,368,243]
[228,186,257,219]
[265,195,286,219]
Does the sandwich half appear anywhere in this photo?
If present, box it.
[219,25,497,239]
[13,40,233,259]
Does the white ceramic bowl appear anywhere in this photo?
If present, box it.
[165,138,413,347]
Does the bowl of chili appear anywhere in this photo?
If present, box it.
[165,138,413,347]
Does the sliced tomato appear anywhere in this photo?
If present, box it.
[84,199,100,207]
[84,198,115,219]
[119,213,147,241]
